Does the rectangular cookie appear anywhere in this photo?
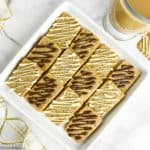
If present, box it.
[26,36,63,72]
[108,60,141,93]
[137,33,150,60]
[6,59,43,96]
[86,80,124,118]
[44,66,103,125]
[65,106,102,143]
[86,44,120,79]
[47,12,81,50]
[69,27,100,62]
[25,73,63,111]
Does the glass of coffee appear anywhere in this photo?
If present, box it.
[104,0,150,40]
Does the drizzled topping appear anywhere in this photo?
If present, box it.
[137,33,150,60]
[47,12,81,49]
[71,28,99,59]
[25,76,57,110]
[6,59,42,96]
[49,50,80,84]
[87,44,119,78]
[70,70,96,96]
[65,107,101,143]
[27,36,61,71]
[44,88,82,125]
[87,80,124,118]
[109,60,140,92]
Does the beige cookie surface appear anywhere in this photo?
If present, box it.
[86,44,120,79]
[109,60,140,93]
[137,33,150,60]
[87,80,124,118]
[26,36,62,72]
[47,12,81,50]
[6,59,43,96]
[65,106,102,143]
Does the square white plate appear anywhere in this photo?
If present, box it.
[0,2,148,150]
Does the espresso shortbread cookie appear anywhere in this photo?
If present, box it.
[69,65,103,97]
[44,88,82,125]
[65,106,102,143]
[26,36,62,71]
[137,33,150,60]
[109,60,140,93]
[70,28,100,62]
[47,12,81,50]
[86,44,120,79]
[6,59,43,96]
[25,74,63,111]
[44,66,103,125]
[48,49,81,85]
[87,80,124,118]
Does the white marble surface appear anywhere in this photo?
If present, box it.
[0,0,150,150]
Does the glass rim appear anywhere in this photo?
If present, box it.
[123,0,150,24]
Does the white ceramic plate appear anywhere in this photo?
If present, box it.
[0,2,148,150]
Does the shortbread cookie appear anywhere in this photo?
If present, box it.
[86,44,120,79]
[137,33,150,60]
[109,60,140,93]
[86,80,124,118]
[26,36,62,71]
[65,106,102,143]
[70,28,100,62]
[47,12,81,50]
[25,74,63,111]
[44,66,103,125]
[48,49,81,85]
[6,59,43,96]
[44,88,82,125]
[69,65,103,97]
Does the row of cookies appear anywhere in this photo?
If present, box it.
[64,60,140,143]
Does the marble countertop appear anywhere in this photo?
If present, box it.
[0,0,150,150]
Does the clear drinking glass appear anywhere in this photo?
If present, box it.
[103,0,150,40]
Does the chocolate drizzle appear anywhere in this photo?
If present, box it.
[71,28,98,59]
[26,76,57,108]
[110,62,135,89]
[65,108,98,141]
[27,37,59,69]
[70,70,96,96]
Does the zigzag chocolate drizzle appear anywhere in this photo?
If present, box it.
[25,76,57,109]
[27,37,60,70]
[109,60,140,92]
[70,70,96,96]
[71,28,99,59]
[65,108,99,142]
